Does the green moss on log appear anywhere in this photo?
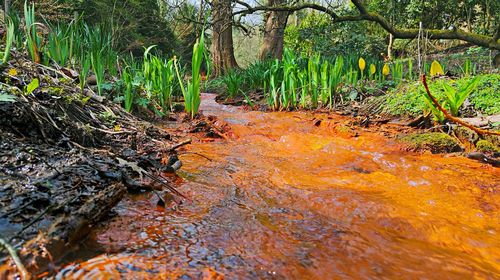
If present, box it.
[401,132,462,153]
[476,140,500,153]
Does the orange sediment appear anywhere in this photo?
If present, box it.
[58,94,500,279]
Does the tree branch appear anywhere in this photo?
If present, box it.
[347,0,500,50]
[233,3,339,19]
[234,0,500,50]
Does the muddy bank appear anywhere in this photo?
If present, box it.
[0,55,217,278]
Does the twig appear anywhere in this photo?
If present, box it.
[0,237,31,280]
[169,139,192,151]
[421,75,500,136]
[34,62,73,81]
[180,152,213,161]
[88,125,134,135]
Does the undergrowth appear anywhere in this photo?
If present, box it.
[383,74,500,117]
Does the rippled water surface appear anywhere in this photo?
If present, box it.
[58,94,500,279]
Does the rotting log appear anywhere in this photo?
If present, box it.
[22,183,126,276]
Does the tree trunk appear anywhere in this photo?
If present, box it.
[4,0,11,16]
[259,0,290,60]
[387,33,393,60]
[211,0,238,76]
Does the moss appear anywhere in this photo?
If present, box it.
[475,140,500,153]
[383,74,500,117]
[400,132,462,154]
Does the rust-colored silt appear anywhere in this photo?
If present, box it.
[58,94,500,279]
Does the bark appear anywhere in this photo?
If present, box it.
[387,33,393,60]
[259,0,290,60]
[4,0,11,15]
[211,0,239,76]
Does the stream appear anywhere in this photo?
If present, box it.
[57,94,499,279]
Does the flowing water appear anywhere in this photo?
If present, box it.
[58,94,499,279]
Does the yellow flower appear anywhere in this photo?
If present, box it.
[382,63,390,76]
[370,64,376,75]
[430,60,444,76]
[8,68,18,76]
[358,57,366,72]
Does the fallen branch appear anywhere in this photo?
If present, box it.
[0,237,31,280]
[421,75,500,136]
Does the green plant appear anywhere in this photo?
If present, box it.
[122,67,135,112]
[24,78,39,95]
[345,67,358,87]
[242,61,269,90]
[46,23,72,66]
[0,94,17,102]
[174,32,205,118]
[297,70,308,108]
[460,59,476,76]
[308,54,320,108]
[442,77,479,116]
[265,59,281,110]
[422,89,446,123]
[468,74,500,115]
[8,13,23,49]
[282,48,297,109]
[222,70,243,98]
[79,56,91,93]
[328,56,343,107]
[24,1,41,63]
[320,60,330,105]
[90,51,105,96]
[391,60,404,83]
[1,18,15,64]
[143,46,175,114]
[407,59,414,80]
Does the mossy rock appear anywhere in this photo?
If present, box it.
[475,140,500,153]
[400,132,462,154]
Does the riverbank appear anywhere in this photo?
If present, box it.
[0,56,225,278]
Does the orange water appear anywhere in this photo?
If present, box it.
[57,94,499,279]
